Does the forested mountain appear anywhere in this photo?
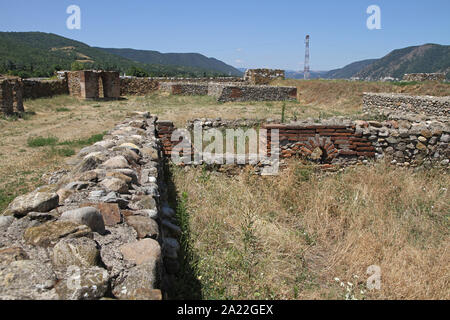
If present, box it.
[99,48,242,76]
[355,44,450,80]
[324,59,377,79]
[0,32,234,78]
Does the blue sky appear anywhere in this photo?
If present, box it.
[0,0,449,71]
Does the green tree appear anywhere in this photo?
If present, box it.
[71,61,85,71]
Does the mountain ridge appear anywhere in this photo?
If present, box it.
[98,47,242,76]
[0,32,239,78]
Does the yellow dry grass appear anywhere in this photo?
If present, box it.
[171,162,449,300]
[273,79,450,115]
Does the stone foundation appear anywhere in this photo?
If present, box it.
[0,113,181,300]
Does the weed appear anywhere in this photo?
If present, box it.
[27,136,58,147]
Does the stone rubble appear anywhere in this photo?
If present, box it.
[0,112,181,300]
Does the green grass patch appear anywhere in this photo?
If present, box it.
[27,136,58,147]
[56,107,70,112]
[59,132,106,147]
[27,132,106,150]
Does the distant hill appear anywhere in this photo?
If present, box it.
[325,44,450,80]
[99,48,242,76]
[0,32,236,78]
[324,59,377,79]
[355,44,450,80]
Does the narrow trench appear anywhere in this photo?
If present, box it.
[163,159,203,300]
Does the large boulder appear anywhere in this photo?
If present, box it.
[60,207,106,234]
[24,221,92,247]
[3,190,59,217]
[0,260,58,300]
[52,238,100,268]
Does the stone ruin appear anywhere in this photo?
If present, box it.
[0,76,24,115]
[66,71,120,100]
[244,69,285,85]
[0,86,448,300]
[0,112,180,300]
[403,73,446,82]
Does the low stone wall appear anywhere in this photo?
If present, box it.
[363,93,450,118]
[154,77,244,84]
[159,82,209,96]
[119,78,159,96]
[263,118,449,167]
[244,69,285,85]
[22,79,69,99]
[157,116,449,170]
[0,112,181,300]
[208,83,297,102]
[403,73,446,82]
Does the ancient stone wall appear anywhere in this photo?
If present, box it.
[22,79,69,100]
[100,72,121,99]
[363,93,450,118]
[0,77,14,115]
[403,73,446,82]
[67,72,81,97]
[264,118,449,167]
[157,116,449,170]
[159,82,209,96]
[244,69,285,85]
[66,71,121,100]
[0,113,181,300]
[11,78,24,113]
[208,83,297,102]
[119,78,160,96]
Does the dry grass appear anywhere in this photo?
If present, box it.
[170,161,449,300]
[273,79,450,115]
